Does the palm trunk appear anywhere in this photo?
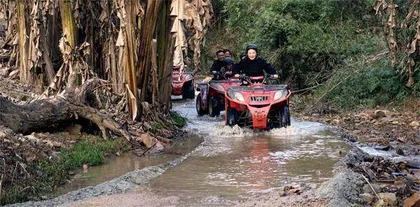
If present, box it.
[59,0,78,90]
[124,0,139,120]
[138,0,161,102]
[17,0,29,84]
[157,0,175,112]
[59,0,76,49]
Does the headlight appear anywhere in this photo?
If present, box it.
[184,74,193,81]
[274,90,284,100]
[234,92,245,102]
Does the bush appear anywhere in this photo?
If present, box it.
[313,59,408,109]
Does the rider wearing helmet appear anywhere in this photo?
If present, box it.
[213,57,234,80]
[221,57,235,79]
[234,44,278,78]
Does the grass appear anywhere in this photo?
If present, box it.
[1,137,128,205]
[304,56,420,111]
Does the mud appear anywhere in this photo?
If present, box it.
[6,160,179,207]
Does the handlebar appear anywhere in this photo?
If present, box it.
[236,74,278,79]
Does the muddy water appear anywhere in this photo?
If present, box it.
[56,134,203,196]
[147,98,349,205]
[55,97,349,206]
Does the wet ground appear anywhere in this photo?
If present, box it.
[8,97,354,207]
[147,98,349,205]
[30,97,349,207]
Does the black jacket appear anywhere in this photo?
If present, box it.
[233,57,276,76]
[210,60,225,73]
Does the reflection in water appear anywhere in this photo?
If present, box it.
[245,138,274,191]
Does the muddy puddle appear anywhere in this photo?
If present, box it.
[55,133,203,196]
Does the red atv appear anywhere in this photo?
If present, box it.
[196,71,241,117]
[172,66,195,99]
[224,75,291,129]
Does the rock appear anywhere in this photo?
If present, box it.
[373,193,397,207]
[333,119,340,125]
[139,133,153,148]
[373,110,387,119]
[391,121,399,125]
[396,147,405,155]
[409,121,419,127]
[404,192,420,207]
[360,193,375,204]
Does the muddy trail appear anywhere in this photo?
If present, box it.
[6,98,419,207]
[6,97,350,207]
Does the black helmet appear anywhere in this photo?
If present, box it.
[246,43,258,53]
[224,57,234,64]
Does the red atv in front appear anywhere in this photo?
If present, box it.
[224,75,291,129]
[196,71,241,117]
[172,66,195,99]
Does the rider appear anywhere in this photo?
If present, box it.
[234,44,278,79]
[220,57,235,79]
[210,50,225,74]
[239,51,246,60]
[223,49,232,58]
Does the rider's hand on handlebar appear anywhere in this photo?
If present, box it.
[234,74,240,78]
[212,71,217,74]
[273,74,278,79]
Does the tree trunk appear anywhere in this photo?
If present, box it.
[17,0,29,84]
[0,96,132,141]
[124,0,139,120]
[138,0,161,102]
[157,0,175,112]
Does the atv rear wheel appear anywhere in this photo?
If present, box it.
[208,97,221,117]
[196,94,207,116]
[227,107,238,126]
[183,83,195,99]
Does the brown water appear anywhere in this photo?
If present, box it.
[57,98,349,206]
[147,99,349,205]
[56,134,203,196]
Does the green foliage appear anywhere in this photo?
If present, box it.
[222,0,382,91]
[39,139,124,184]
[170,111,187,128]
[313,59,409,109]
[217,0,418,109]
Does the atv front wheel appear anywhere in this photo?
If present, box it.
[227,107,238,126]
[208,97,221,117]
[280,105,291,127]
[196,94,207,116]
